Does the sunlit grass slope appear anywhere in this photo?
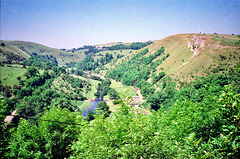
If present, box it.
[102,33,240,82]
[1,40,86,66]
[0,66,27,86]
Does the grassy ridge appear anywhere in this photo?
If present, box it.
[1,40,86,66]
[151,34,240,81]
[101,34,240,82]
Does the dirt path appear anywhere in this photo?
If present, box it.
[136,87,143,103]
[75,100,90,112]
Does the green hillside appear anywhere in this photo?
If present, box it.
[101,34,240,81]
[0,40,86,66]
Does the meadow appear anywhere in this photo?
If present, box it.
[0,66,27,86]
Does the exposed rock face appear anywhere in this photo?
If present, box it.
[187,35,211,58]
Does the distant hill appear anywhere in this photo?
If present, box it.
[0,40,86,66]
[102,33,240,82]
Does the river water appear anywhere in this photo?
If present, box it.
[82,99,106,117]
[83,89,103,117]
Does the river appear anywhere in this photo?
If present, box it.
[82,99,101,117]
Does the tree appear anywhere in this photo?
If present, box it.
[8,107,81,158]
[0,100,11,157]
[97,102,109,111]
[97,102,111,118]
[1,43,5,47]
[85,109,95,121]
[24,67,39,79]
[70,67,74,74]
[6,55,13,64]
[108,88,120,99]
[75,69,83,76]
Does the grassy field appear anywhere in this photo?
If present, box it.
[71,100,87,111]
[76,100,90,111]
[110,80,137,98]
[0,66,27,86]
[71,75,101,99]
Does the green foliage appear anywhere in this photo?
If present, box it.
[22,53,58,68]
[2,51,240,158]
[85,109,95,122]
[1,52,25,64]
[90,75,102,81]
[108,88,120,99]
[152,71,165,84]
[107,48,152,90]
[75,52,114,72]
[97,102,109,111]
[74,68,84,76]
[7,120,45,158]
[24,66,39,79]
[147,83,175,110]
[107,47,168,99]
[99,52,113,65]
[0,100,11,157]
[8,107,82,158]
[70,84,239,158]
[107,41,153,50]
[76,54,99,70]
[82,45,101,54]
[95,78,112,98]
[113,100,122,105]
[97,101,111,118]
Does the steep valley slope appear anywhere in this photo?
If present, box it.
[102,33,240,82]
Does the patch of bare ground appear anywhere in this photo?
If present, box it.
[186,35,212,58]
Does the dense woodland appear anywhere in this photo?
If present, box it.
[71,41,153,54]
[0,38,240,158]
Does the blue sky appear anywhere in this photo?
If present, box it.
[1,0,240,49]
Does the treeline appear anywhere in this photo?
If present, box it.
[106,41,153,50]
[82,45,101,54]
[74,53,114,71]
[94,78,120,100]
[0,52,26,64]
[69,41,153,54]
[22,53,58,69]
[76,55,98,71]
[66,53,116,69]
